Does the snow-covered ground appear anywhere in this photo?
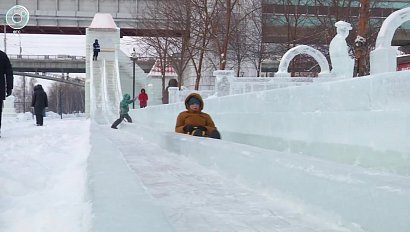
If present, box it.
[0,113,91,232]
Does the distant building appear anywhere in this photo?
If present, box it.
[262,1,410,46]
[146,60,178,105]
[261,1,410,76]
[397,55,410,71]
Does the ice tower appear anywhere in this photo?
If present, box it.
[85,13,122,124]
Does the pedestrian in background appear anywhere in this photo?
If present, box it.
[93,39,100,61]
[138,88,148,108]
[0,49,14,138]
[31,84,48,126]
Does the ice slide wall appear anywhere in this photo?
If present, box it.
[88,54,122,124]
[128,70,410,232]
[131,71,410,174]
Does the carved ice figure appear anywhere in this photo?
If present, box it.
[213,70,234,97]
[329,21,354,78]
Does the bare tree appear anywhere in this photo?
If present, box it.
[48,83,84,114]
[207,0,242,70]
[13,77,36,113]
[237,1,269,77]
[188,0,217,89]
[355,0,370,76]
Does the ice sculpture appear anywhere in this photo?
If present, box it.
[2,95,16,117]
[213,70,234,97]
[329,21,354,78]
[274,45,331,77]
[371,7,410,74]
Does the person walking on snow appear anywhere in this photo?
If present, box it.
[111,93,136,129]
[175,93,221,139]
[0,49,14,137]
[31,84,48,126]
[138,88,148,108]
[92,39,100,61]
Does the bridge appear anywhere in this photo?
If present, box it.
[0,0,183,37]
[9,54,154,87]
[9,54,86,86]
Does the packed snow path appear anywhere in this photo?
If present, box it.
[91,122,353,232]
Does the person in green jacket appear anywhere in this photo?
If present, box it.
[111,93,136,129]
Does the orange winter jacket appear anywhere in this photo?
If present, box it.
[175,93,216,136]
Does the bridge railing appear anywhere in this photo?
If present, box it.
[9,54,86,61]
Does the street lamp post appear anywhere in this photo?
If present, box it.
[3,24,6,53]
[13,30,22,57]
[130,49,137,109]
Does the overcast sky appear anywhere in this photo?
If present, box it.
[0,33,136,89]
[0,33,136,56]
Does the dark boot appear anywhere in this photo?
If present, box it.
[111,118,122,129]
[209,129,221,139]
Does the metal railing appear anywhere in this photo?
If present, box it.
[9,54,86,61]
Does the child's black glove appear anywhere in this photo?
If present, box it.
[183,124,194,133]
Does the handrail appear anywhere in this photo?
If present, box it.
[14,71,85,87]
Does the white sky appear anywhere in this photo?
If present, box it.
[0,33,137,90]
[0,33,136,57]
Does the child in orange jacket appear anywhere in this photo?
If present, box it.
[175,93,221,139]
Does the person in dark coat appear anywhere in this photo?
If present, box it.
[0,50,14,137]
[31,84,48,126]
[138,88,148,108]
[92,39,100,61]
[111,93,136,129]
[175,93,221,139]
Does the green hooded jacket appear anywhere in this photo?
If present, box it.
[119,93,135,115]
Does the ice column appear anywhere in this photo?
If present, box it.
[168,87,179,104]
[370,7,410,74]
[2,95,16,117]
[85,13,121,122]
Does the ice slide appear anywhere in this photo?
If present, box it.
[89,54,122,124]
[87,70,410,232]
[89,120,410,232]
[89,123,358,232]
[126,70,410,232]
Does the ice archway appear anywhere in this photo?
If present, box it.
[275,45,331,77]
[371,7,410,74]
